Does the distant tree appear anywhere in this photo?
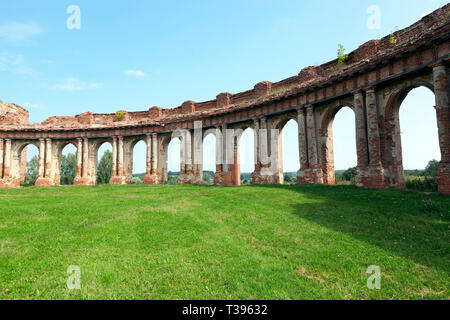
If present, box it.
[97,150,112,184]
[423,159,438,177]
[284,174,296,184]
[131,177,143,184]
[342,167,355,181]
[24,155,39,186]
[202,171,214,185]
[60,153,77,185]
[167,175,178,185]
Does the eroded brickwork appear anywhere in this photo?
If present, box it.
[0,5,449,193]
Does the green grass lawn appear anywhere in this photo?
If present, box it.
[0,184,448,300]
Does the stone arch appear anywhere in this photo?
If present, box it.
[91,138,113,184]
[11,140,40,185]
[55,140,78,185]
[202,128,217,181]
[161,132,184,184]
[319,102,356,185]
[383,80,436,188]
[268,113,298,184]
[124,135,146,183]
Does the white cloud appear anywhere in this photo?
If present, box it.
[0,22,42,41]
[124,69,145,77]
[22,102,45,110]
[0,52,37,76]
[51,78,103,91]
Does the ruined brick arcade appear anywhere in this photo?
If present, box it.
[1,5,449,194]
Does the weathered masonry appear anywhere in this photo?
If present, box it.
[1,5,449,194]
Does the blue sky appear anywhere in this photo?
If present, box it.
[0,0,445,173]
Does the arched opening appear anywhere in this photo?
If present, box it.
[21,144,39,186]
[202,133,216,185]
[131,140,146,184]
[239,127,255,185]
[398,86,439,191]
[281,119,300,184]
[167,138,181,184]
[96,142,113,185]
[329,106,357,185]
[59,143,77,185]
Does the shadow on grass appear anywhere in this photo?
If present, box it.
[256,184,450,273]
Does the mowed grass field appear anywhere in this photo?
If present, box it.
[0,184,448,300]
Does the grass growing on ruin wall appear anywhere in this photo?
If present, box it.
[0,184,448,300]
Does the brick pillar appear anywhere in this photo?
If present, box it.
[365,87,382,164]
[82,138,89,178]
[353,90,369,187]
[74,137,94,185]
[232,135,240,186]
[354,90,369,167]
[72,138,83,185]
[179,132,186,176]
[45,139,52,178]
[215,126,223,174]
[36,139,54,186]
[111,136,118,177]
[151,133,158,175]
[432,63,450,194]
[221,124,228,173]
[300,105,322,184]
[76,138,82,178]
[38,139,45,178]
[110,136,127,185]
[185,130,193,176]
[144,133,159,184]
[213,124,235,186]
[145,134,151,176]
[363,86,385,188]
[0,139,4,179]
[118,136,124,177]
[296,107,310,184]
[252,119,261,180]
[213,126,227,185]
[2,139,11,179]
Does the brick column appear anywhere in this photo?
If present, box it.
[259,117,269,171]
[365,87,382,165]
[213,126,229,185]
[185,130,193,176]
[353,90,369,167]
[221,124,228,173]
[118,136,124,177]
[296,108,308,184]
[253,119,260,172]
[232,135,240,186]
[82,138,89,178]
[145,134,151,176]
[363,87,386,189]
[215,126,223,174]
[0,139,4,179]
[251,118,262,183]
[76,138,82,178]
[3,139,11,178]
[38,139,45,178]
[306,106,318,168]
[111,136,118,177]
[45,139,52,178]
[432,62,450,194]
[151,133,158,175]
[353,90,370,188]
[143,133,158,184]
[74,137,94,185]
[299,105,322,184]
